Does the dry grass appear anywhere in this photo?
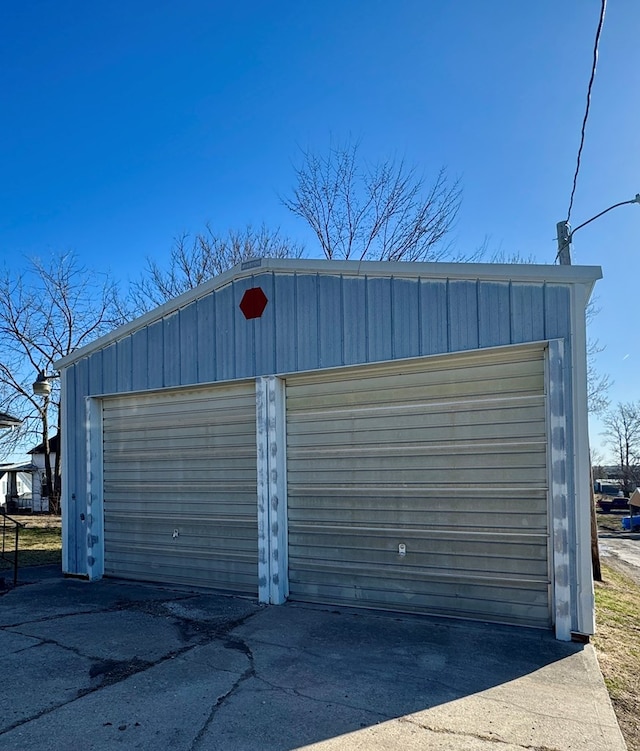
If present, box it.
[0,514,61,570]
[593,561,640,750]
[596,509,631,534]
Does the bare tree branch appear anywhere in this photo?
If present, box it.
[0,253,126,511]
[128,224,304,314]
[281,138,462,262]
[602,401,640,494]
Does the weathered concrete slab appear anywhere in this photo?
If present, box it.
[0,643,95,732]
[0,642,247,750]
[0,576,194,626]
[0,574,627,751]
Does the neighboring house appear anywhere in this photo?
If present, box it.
[27,433,59,513]
[0,412,33,513]
[0,463,36,512]
[0,412,22,430]
[54,257,601,641]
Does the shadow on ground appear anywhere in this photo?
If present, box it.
[0,570,624,751]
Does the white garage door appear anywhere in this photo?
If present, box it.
[102,382,258,592]
[286,344,550,628]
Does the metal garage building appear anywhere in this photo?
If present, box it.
[55,258,601,640]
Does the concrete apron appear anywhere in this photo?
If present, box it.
[0,574,626,751]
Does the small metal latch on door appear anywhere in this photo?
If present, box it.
[172,529,179,539]
[398,543,407,557]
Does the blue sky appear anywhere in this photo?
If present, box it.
[1,1,638,460]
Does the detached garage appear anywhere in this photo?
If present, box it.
[55,258,601,640]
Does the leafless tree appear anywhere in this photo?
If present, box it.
[590,445,606,480]
[282,138,462,262]
[602,401,640,495]
[585,300,611,416]
[586,339,611,416]
[128,224,305,314]
[0,253,124,513]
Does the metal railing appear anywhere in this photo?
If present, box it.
[1,511,25,587]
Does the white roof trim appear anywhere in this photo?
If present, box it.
[54,257,602,370]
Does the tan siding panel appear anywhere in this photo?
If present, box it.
[286,345,550,628]
[102,382,258,593]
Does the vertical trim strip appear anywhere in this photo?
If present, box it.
[547,339,571,640]
[570,283,595,635]
[256,376,289,604]
[60,368,71,573]
[256,377,270,603]
[85,397,104,580]
[268,376,288,603]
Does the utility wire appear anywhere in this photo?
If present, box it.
[566,0,608,225]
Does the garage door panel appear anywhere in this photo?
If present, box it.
[288,510,548,533]
[287,388,544,424]
[288,543,549,578]
[102,382,258,593]
[287,508,548,532]
[291,561,549,590]
[286,345,551,628]
[107,534,258,553]
[288,445,547,468]
[289,436,546,454]
[286,374,543,412]
[287,352,544,402]
[288,527,548,553]
[289,466,548,487]
[103,392,253,418]
[106,516,257,543]
[288,573,550,627]
[287,414,547,446]
[103,492,257,508]
[108,552,258,590]
[102,437,255,456]
[104,462,257,476]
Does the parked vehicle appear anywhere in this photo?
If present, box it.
[597,496,629,513]
[594,479,628,512]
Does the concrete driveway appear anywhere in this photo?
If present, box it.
[600,533,640,585]
[0,568,626,751]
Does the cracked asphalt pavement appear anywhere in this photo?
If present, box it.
[0,568,626,750]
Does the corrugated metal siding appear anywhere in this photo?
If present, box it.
[285,344,550,628]
[101,382,257,592]
[63,272,573,577]
[81,274,571,393]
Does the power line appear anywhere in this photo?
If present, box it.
[566,0,608,226]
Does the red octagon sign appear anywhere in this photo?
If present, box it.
[239,287,268,319]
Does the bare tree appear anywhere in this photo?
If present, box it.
[590,445,606,481]
[0,253,124,513]
[585,300,611,416]
[128,224,305,314]
[602,401,640,495]
[586,338,612,416]
[282,138,462,262]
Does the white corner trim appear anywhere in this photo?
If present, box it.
[60,370,71,574]
[256,376,289,605]
[256,378,270,604]
[570,283,596,636]
[547,340,572,641]
[85,397,104,581]
[268,377,288,604]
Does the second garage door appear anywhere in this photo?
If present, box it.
[102,381,258,592]
[286,344,550,628]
